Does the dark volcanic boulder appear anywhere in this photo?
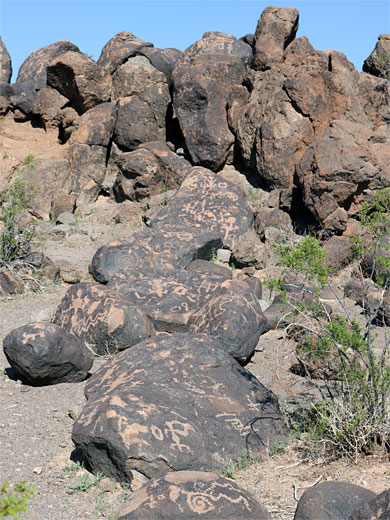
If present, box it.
[0,36,12,83]
[112,56,170,151]
[67,144,107,204]
[114,141,191,201]
[53,283,155,355]
[297,120,387,224]
[69,102,117,146]
[16,40,80,89]
[3,322,93,385]
[138,46,183,85]
[363,34,390,78]
[349,489,390,520]
[185,259,232,279]
[72,333,287,482]
[172,32,251,171]
[91,167,253,282]
[188,279,266,358]
[31,87,69,129]
[117,471,271,519]
[253,6,299,71]
[47,51,112,113]
[294,481,376,520]
[97,31,153,74]
[108,267,229,331]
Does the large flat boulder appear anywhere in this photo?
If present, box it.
[72,333,287,482]
[53,283,155,355]
[117,471,272,519]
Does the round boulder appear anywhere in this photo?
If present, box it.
[3,322,93,385]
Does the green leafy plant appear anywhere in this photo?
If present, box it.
[219,452,260,479]
[268,200,390,461]
[0,156,35,266]
[68,471,103,492]
[377,51,390,80]
[0,479,35,519]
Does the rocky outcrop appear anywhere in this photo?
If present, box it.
[72,333,287,482]
[112,56,170,151]
[3,322,93,385]
[47,51,111,113]
[349,489,390,520]
[0,36,12,83]
[363,34,390,78]
[117,471,272,519]
[16,40,80,89]
[97,31,153,74]
[172,31,251,171]
[253,6,299,71]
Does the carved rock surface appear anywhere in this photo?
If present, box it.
[72,333,287,482]
[188,279,266,358]
[67,144,107,204]
[0,36,12,83]
[114,141,191,201]
[91,167,253,282]
[3,322,93,385]
[47,51,111,113]
[117,471,272,519]
[172,32,250,171]
[16,40,80,88]
[53,283,155,355]
[253,6,299,71]
[294,481,376,520]
[108,268,229,331]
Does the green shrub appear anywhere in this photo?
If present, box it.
[269,196,390,461]
[0,479,35,519]
[0,156,35,266]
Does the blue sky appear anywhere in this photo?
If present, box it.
[1,1,389,82]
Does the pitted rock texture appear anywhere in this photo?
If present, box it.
[294,481,377,520]
[52,283,155,355]
[97,31,153,74]
[253,6,299,71]
[116,471,272,519]
[188,279,266,359]
[137,46,183,85]
[3,322,93,386]
[172,32,250,171]
[108,268,229,331]
[47,51,112,113]
[113,141,191,201]
[363,34,390,78]
[91,167,253,282]
[16,40,81,88]
[72,333,287,482]
[0,36,12,83]
[349,489,390,520]
[113,56,170,150]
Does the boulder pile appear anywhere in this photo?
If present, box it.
[1,4,390,518]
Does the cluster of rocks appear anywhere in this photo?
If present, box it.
[1,4,390,519]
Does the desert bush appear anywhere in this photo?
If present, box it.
[0,478,35,519]
[268,192,390,461]
[0,156,35,266]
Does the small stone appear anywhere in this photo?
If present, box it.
[33,467,42,474]
[216,248,231,263]
[99,477,119,493]
[130,470,149,491]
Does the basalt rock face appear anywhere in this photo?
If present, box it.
[0,36,12,83]
[97,31,153,74]
[172,31,251,171]
[116,471,272,520]
[72,333,287,482]
[16,40,81,89]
